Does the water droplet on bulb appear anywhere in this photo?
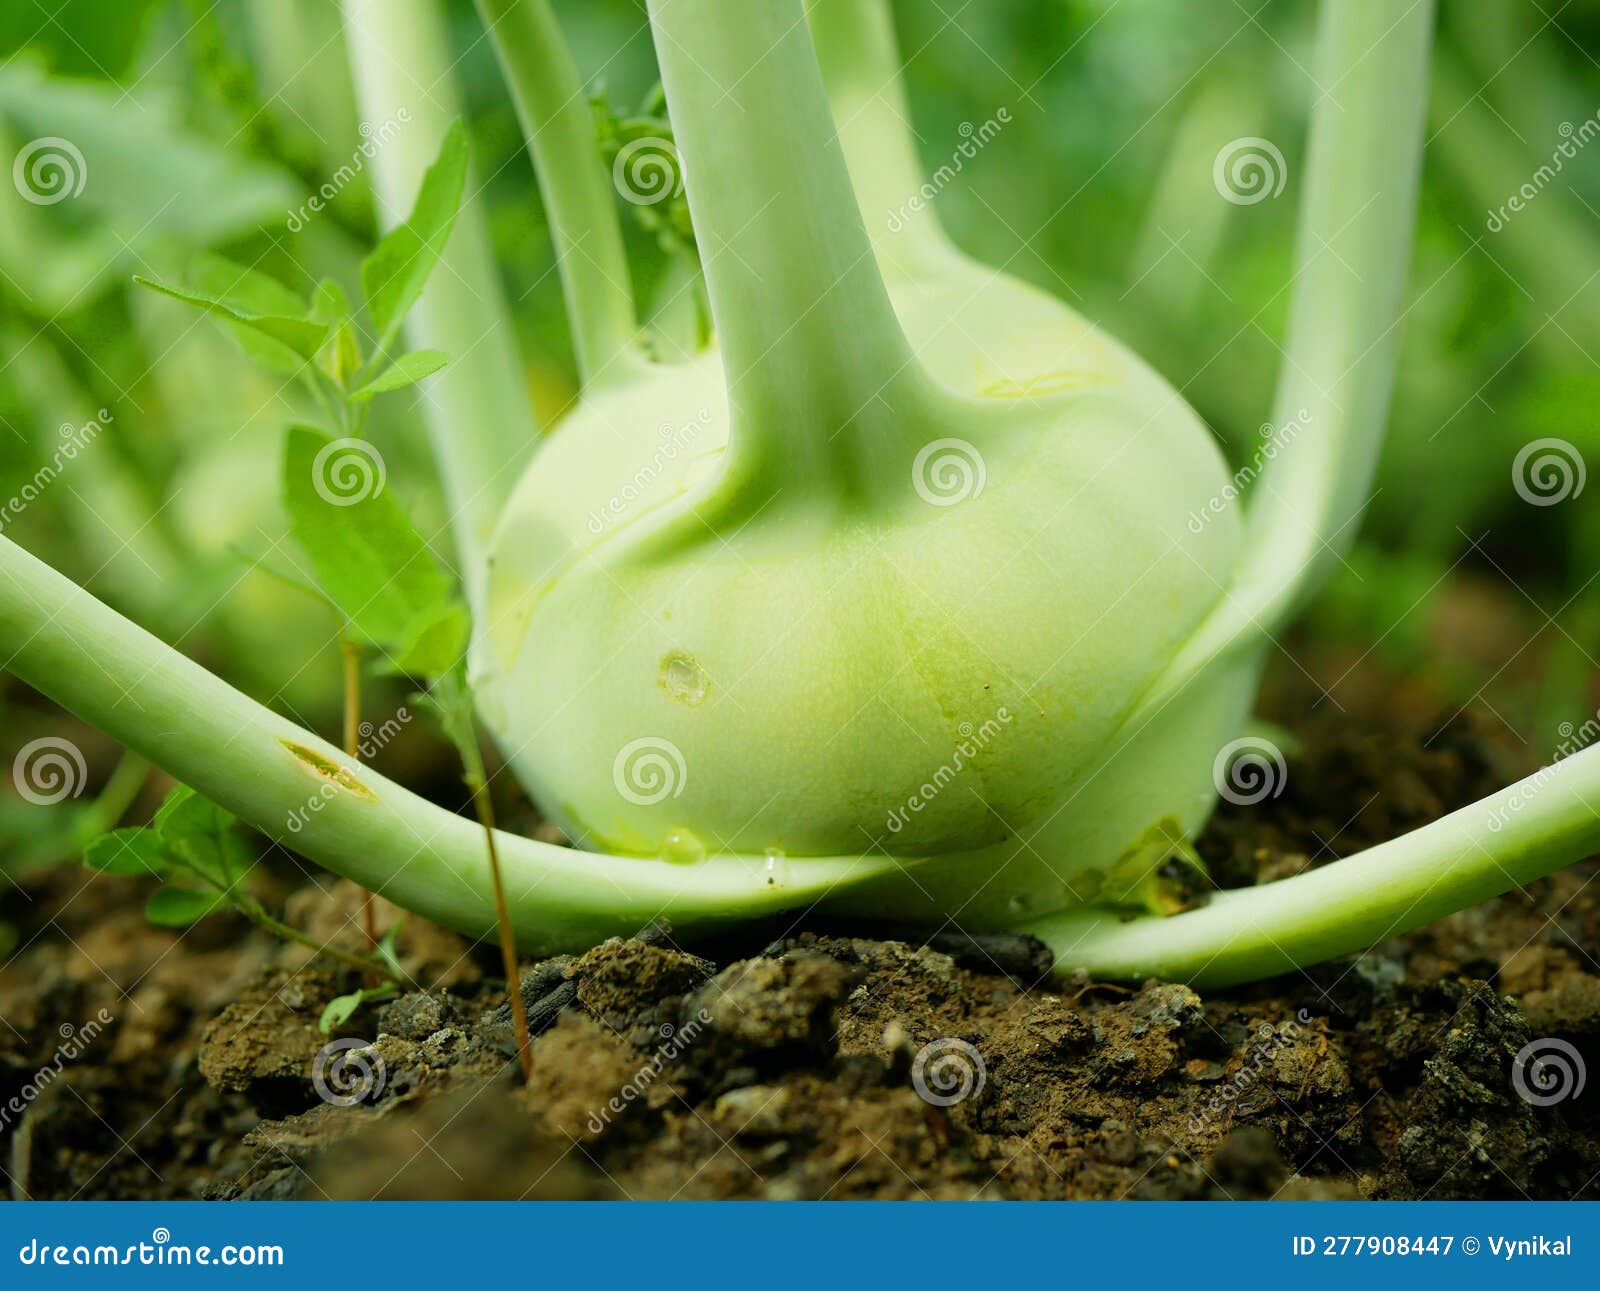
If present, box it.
[1007,894,1030,915]
[763,847,787,888]
[657,649,709,706]
[659,828,706,864]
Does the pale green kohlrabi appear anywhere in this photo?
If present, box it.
[12,0,1600,988]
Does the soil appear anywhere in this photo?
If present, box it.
[3,675,1598,1201]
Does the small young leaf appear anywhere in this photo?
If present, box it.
[385,600,470,679]
[283,425,467,673]
[349,350,451,404]
[84,827,173,879]
[190,253,308,317]
[319,984,396,1034]
[145,886,223,927]
[154,787,253,891]
[133,276,329,364]
[360,120,468,352]
[310,277,362,385]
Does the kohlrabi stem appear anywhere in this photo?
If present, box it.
[342,0,538,617]
[0,535,900,953]
[646,0,946,507]
[1146,0,1434,707]
[1024,742,1600,988]
[338,633,381,952]
[473,0,643,386]
[806,0,951,273]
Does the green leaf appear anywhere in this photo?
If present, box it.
[84,828,173,879]
[349,350,451,404]
[153,787,254,891]
[145,886,223,927]
[133,277,328,365]
[387,601,471,678]
[186,255,314,376]
[319,984,397,1034]
[282,425,467,673]
[361,120,468,351]
[311,277,362,384]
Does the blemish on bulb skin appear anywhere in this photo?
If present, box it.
[657,649,709,706]
[279,740,376,801]
[763,847,787,888]
[659,828,707,864]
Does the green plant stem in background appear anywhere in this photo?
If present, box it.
[473,0,642,387]
[341,0,537,617]
[1146,0,1435,708]
[806,0,950,274]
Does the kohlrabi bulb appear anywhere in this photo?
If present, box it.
[474,0,1245,921]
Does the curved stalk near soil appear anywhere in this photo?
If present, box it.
[4,0,1595,991]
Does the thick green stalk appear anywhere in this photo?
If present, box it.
[646,0,948,507]
[0,535,897,955]
[342,0,538,616]
[473,0,643,386]
[1146,0,1434,708]
[805,0,950,274]
[1025,744,1600,988]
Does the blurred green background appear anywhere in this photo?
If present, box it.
[2,0,1599,885]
